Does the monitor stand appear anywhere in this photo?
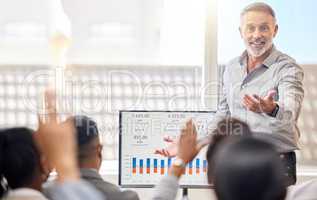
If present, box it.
[181,188,189,200]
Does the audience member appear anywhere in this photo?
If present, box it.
[0,128,50,200]
[72,115,139,200]
[212,136,287,200]
[37,89,104,200]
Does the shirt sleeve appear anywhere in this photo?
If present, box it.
[275,63,304,123]
[152,175,180,200]
[286,179,317,200]
[45,180,105,200]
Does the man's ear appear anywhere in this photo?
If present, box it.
[273,24,279,37]
[39,156,51,181]
[239,27,243,38]
[97,145,103,159]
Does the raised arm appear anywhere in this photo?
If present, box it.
[36,89,104,200]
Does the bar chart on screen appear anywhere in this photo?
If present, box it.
[121,148,209,186]
[130,157,208,175]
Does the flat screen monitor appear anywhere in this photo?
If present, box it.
[119,110,216,188]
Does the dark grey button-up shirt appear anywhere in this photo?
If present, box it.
[216,46,304,153]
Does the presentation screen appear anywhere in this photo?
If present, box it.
[119,110,216,188]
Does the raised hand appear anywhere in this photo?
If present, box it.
[177,119,198,163]
[35,89,79,182]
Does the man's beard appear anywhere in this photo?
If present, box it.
[245,37,273,58]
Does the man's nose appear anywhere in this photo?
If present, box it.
[252,28,262,38]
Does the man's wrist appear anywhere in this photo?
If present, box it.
[268,103,279,117]
[169,157,186,178]
[55,158,80,183]
[169,165,185,178]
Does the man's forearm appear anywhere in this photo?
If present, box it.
[152,173,180,200]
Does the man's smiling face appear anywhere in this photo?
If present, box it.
[240,11,278,58]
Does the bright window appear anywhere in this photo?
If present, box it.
[0,0,207,66]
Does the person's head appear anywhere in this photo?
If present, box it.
[0,128,49,197]
[73,115,103,170]
[206,117,252,183]
[212,136,287,200]
[239,2,278,58]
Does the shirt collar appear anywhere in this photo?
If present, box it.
[80,168,101,179]
[80,168,99,174]
[7,188,45,198]
[239,45,279,68]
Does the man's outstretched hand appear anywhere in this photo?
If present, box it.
[243,90,277,114]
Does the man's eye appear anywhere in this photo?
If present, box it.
[246,26,255,32]
[260,26,269,32]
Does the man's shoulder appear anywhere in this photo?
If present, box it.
[286,179,317,200]
[221,56,241,74]
[273,49,302,69]
[80,169,139,200]
[6,188,48,200]
[80,168,102,180]
[94,180,139,200]
[80,169,118,189]
[226,56,241,67]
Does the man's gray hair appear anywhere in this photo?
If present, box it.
[241,2,276,21]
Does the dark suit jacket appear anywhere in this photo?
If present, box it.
[80,168,139,200]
